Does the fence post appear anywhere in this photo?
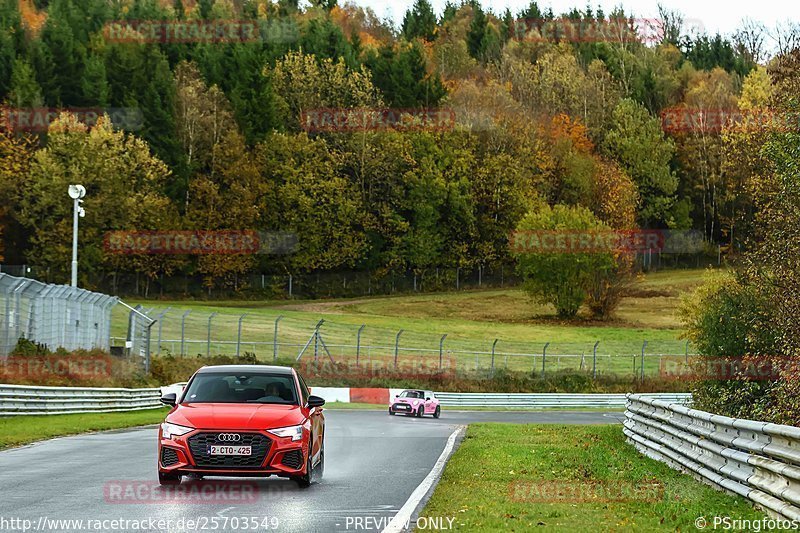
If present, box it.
[490,338,498,376]
[456,267,460,290]
[156,307,171,356]
[356,324,365,366]
[439,334,447,370]
[273,316,283,361]
[288,274,293,298]
[540,342,550,378]
[394,329,403,369]
[236,313,248,357]
[314,319,324,364]
[180,310,191,356]
[592,341,599,379]
[640,340,648,382]
[206,312,217,356]
[144,320,155,374]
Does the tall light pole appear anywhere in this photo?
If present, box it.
[68,184,86,287]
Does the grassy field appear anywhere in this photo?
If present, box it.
[422,423,762,531]
[115,268,715,377]
[0,409,169,450]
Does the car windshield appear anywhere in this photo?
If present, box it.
[399,391,424,399]
[182,373,298,405]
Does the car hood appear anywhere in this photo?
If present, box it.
[167,403,306,430]
[393,398,420,404]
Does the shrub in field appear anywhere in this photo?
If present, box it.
[677,270,789,421]
[513,204,616,318]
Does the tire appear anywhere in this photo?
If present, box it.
[389,408,395,416]
[295,451,313,488]
[158,471,181,486]
[315,441,325,480]
[433,406,440,419]
[295,433,322,488]
[416,406,424,418]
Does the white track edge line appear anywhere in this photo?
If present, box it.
[382,425,466,533]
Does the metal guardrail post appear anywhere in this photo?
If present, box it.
[273,315,283,361]
[206,312,217,356]
[592,341,599,379]
[394,329,403,369]
[439,334,447,370]
[236,313,248,357]
[180,310,191,356]
[540,342,550,378]
[356,324,365,366]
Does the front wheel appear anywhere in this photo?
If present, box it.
[389,408,395,416]
[295,451,313,488]
[433,406,440,418]
[158,471,181,486]
[416,406,424,418]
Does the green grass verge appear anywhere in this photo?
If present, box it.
[423,423,762,531]
[0,408,170,450]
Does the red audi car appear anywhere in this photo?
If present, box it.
[157,365,325,487]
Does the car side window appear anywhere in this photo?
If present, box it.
[297,375,310,404]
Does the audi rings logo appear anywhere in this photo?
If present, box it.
[217,433,241,442]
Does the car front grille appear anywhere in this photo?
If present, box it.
[280,449,304,470]
[187,433,271,469]
[161,447,180,467]
[392,403,412,411]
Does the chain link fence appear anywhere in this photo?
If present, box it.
[0,273,153,368]
[112,307,696,380]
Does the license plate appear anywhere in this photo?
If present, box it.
[396,405,409,410]
[207,445,252,456]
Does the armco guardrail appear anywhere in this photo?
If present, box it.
[624,393,800,521]
[0,384,163,416]
[435,392,690,408]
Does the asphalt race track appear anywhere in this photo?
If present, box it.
[0,410,618,533]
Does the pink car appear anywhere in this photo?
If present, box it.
[389,389,440,418]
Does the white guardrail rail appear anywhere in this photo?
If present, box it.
[435,392,691,408]
[0,384,163,416]
[625,393,800,521]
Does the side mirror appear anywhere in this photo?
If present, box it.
[426,397,431,401]
[395,394,399,398]
[307,395,325,408]
[160,393,177,406]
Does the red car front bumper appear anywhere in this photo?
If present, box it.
[158,429,308,477]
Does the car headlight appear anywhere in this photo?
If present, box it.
[413,400,420,406]
[267,425,304,441]
[161,422,193,439]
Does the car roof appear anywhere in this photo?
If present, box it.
[195,365,295,375]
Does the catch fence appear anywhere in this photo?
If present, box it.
[0,273,154,367]
[111,307,696,379]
